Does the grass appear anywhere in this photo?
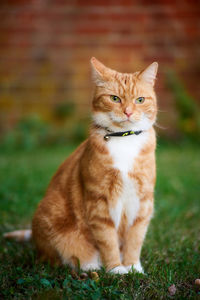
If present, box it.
[0,141,199,299]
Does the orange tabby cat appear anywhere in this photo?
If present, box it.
[4,58,158,274]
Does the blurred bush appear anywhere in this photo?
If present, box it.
[166,71,200,142]
[0,115,50,151]
[54,102,75,120]
[0,112,89,152]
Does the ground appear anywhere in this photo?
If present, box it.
[0,141,199,299]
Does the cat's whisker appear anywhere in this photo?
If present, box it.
[154,122,167,130]
[157,109,167,113]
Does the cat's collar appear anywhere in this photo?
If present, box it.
[104,130,143,141]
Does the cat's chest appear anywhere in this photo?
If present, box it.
[106,133,148,229]
[107,132,148,175]
[107,133,147,173]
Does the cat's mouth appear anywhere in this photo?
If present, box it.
[109,114,136,125]
[109,112,130,123]
[119,119,129,123]
[109,116,139,132]
[108,112,154,132]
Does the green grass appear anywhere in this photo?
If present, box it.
[0,142,200,299]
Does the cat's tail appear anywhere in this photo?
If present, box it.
[3,229,32,242]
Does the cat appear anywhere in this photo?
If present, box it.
[4,57,158,274]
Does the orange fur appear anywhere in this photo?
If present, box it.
[5,58,158,274]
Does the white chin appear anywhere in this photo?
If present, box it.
[92,112,153,132]
[123,115,154,131]
[115,119,152,132]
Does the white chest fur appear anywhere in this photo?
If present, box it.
[107,132,149,229]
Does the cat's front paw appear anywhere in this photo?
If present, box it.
[126,261,144,274]
[109,265,128,274]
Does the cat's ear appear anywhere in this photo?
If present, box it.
[90,57,113,86]
[139,62,158,86]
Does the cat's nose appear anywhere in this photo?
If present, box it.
[124,107,133,118]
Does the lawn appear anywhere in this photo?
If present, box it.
[0,142,199,299]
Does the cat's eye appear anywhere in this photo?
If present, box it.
[135,97,145,104]
[110,95,121,103]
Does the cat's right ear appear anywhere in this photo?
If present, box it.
[139,62,158,86]
[90,57,112,86]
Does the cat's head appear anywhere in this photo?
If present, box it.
[91,57,158,132]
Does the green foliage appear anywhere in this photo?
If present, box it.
[0,114,89,151]
[0,143,200,299]
[71,119,90,143]
[0,115,50,151]
[54,101,75,119]
[166,71,200,141]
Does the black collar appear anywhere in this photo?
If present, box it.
[104,130,142,141]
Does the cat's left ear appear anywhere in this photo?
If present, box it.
[139,62,158,86]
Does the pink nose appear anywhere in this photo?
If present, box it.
[124,107,133,118]
[125,111,133,118]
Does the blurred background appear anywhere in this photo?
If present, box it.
[0,0,200,150]
[1,4,200,296]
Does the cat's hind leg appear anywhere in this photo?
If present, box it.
[80,252,102,271]
[53,229,102,271]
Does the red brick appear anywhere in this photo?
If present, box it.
[0,0,200,134]
[76,0,113,6]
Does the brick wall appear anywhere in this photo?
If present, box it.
[0,0,200,136]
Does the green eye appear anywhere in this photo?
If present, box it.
[110,95,121,103]
[135,97,145,104]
